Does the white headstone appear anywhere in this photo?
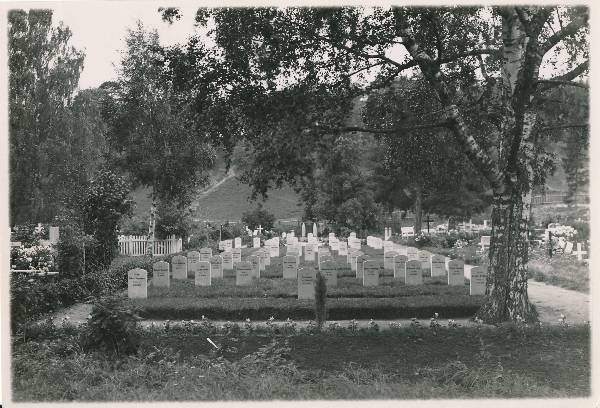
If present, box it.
[171,255,188,280]
[128,268,148,298]
[338,241,348,256]
[235,262,253,286]
[393,254,408,278]
[363,260,379,287]
[195,261,211,286]
[384,251,399,270]
[448,259,465,286]
[305,244,315,262]
[253,237,261,248]
[330,237,339,252]
[350,251,362,271]
[282,255,298,279]
[199,247,212,262]
[152,261,170,287]
[564,241,574,254]
[232,248,242,265]
[188,251,201,279]
[418,251,430,270]
[223,240,233,252]
[210,255,223,279]
[320,261,337,287]
[383,240,394,253]
[356,254,369,279]
[234,237,242,248]
[269,240,279,257]
[222,251,234,270]
[259,248,270,268]
[430,254,446,277]
[405,260,423,285]
[574,242,587,261]
[313,223,318,237]
[350,232,356,239]
[249,255,261,279]
[298,268,316,300]
[406,247,419,261]
[470,266,487,295]
[302,223,306,237]
[49,226,59,244]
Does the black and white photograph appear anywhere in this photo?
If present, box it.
[1,1,595,405]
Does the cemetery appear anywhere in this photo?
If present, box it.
[6,4,591,404]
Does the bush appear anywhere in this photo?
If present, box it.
[82,168,133,269]
[242,207,276,231]
[83,297,141,355]
[155,200,194,239]
[55,223,97,277]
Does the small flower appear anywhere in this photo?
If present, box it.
[434,313,439,319]
[246,318,251,323]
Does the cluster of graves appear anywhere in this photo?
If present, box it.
[127,231,488,300]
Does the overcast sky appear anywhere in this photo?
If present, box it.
[51,3,201,89]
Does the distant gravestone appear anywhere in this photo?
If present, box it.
[307,236,318,245]
[304,243,315,262]
[234,237,242,248]
[128,268,148,298]
[253,237,261,248]
[320,261,337,287]
[430,254,446,277]
[297,268,316,300]
[288,236,299,246]
[470,266,487,295]
[249,255,260,279]
[448,259,465,286]
[49,226,60,244]
[384,251,399,270]
[350,251,362,271]
[356,254,369,279]
[188,251,201,279]
[338,241,348,256]
[210,255,223,279]
[152,261,170,287]
[195,261,211,286]
[350,232,357,239]
[393,254,408,278]
[383,240,394,253]
[235,262,253,286]
[363,260,379,287]
[349,238,361,250]
[283,255,298,279]
[564,241,574,255]
[199,247,212,262]
[222,251,234,270]
[418,251,430,270]
[406,247,419,261]
[319,255,334,270]
[405,260,423,286]
[330,238,339,252]
[223,240,233,252]
[171,255,188,280]
[269,240,279,258]
[232,248,242,265]
[259,248,270,268]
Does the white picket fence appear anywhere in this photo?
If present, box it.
[118,235,182,256]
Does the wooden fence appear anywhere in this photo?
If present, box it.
[118,235,182,256]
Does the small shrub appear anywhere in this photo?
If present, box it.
[242,206,276,231]
[83,297,141,355]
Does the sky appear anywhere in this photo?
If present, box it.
[51,3,202,89]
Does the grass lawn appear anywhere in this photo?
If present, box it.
[12,324,590,401]
[527,248,589,293]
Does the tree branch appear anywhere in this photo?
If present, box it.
[535,61,589,92]
[515,7,532,36]
[541,13,588,53]
[536,79,588,89]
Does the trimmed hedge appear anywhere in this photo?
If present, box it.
[127,295,485,320]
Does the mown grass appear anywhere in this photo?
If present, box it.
[149,275,467,299]
[11,324,590,401]
[127,295,484,320]
[527,249,589,293]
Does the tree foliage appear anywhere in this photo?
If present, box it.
[9,9,85,224]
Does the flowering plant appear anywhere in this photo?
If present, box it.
[10,245,55,271]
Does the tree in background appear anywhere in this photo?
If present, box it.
[9,9,85,224]
[101,23,216,249]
